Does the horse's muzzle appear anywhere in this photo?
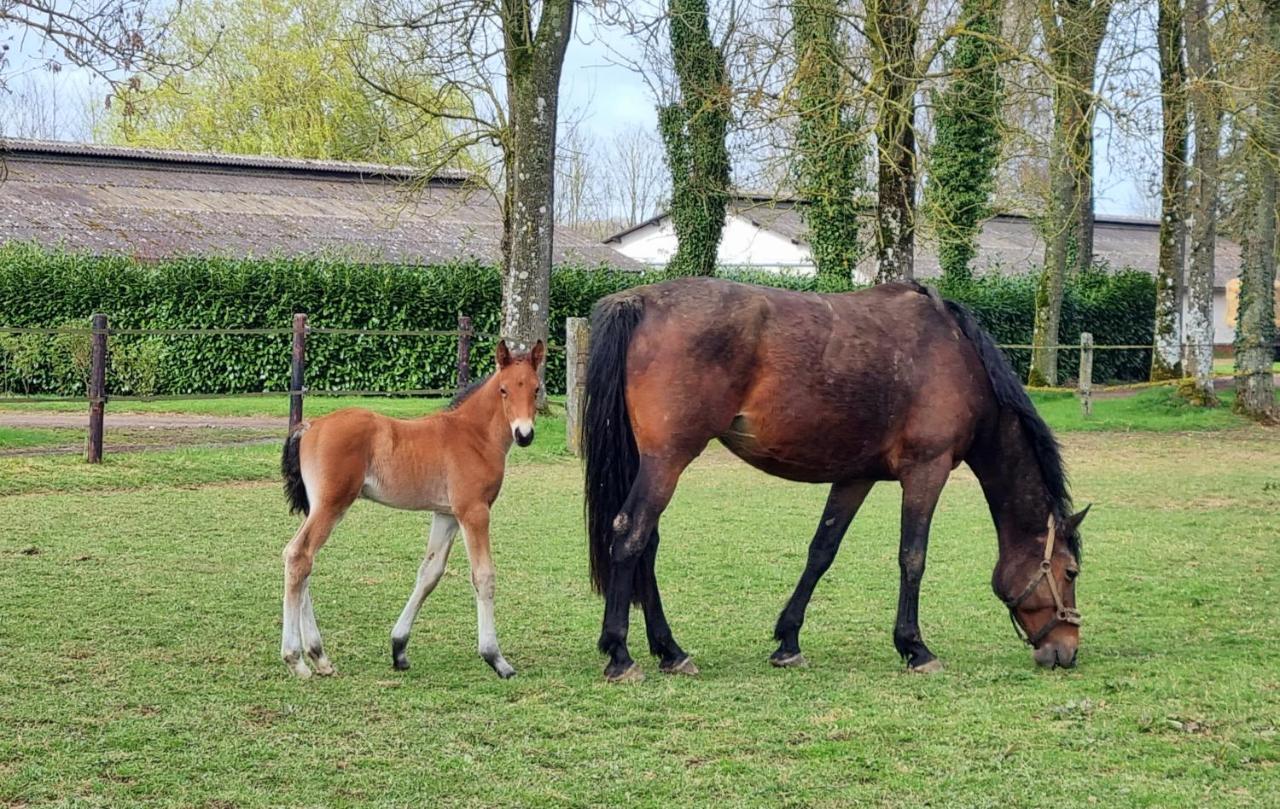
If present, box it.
[514,427,535,447]
[1033,641,1078,669]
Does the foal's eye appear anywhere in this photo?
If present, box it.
[500,386,508,397]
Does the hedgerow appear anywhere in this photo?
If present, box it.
[0,244,1154,396]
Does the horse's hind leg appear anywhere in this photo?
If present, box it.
[390,512,460,671]
[636,529,695,675]
[600,454,690,682]
[771,480,875,668]
[281,506,343,678]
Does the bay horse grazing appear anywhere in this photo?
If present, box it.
[279,340,545,679]
[583,278,1088,682]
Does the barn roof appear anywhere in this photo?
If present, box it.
[0,138,638,269]
[605,193,1241,289]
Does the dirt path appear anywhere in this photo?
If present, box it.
[0,412,285,430]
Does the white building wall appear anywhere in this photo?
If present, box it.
[610,215,815,274]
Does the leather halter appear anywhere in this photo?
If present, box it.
[1004,513,1081,647]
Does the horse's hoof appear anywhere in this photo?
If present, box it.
[770,652,808,668]
[909,658,943,674]
[660,656,699,676]
[392,657,410,671]
[605,663,645,684]
[284,660,312,679]
[490,658,517,679]
[313,659,336,677]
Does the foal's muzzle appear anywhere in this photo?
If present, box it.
[513,426,535,447]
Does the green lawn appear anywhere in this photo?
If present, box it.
[2,424,1278,807]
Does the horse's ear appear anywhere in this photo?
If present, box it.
[497,339,513,368]
[531,339,545,371]
[1065,504,1091,534]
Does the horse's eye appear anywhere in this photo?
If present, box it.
[1066,567,1079,581]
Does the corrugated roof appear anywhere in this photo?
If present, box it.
[0,138,639,269]
[605,194,1241,289]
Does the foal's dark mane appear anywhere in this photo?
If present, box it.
[929,289,1079,561]
[448,374,492,411]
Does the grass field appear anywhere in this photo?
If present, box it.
[2,397,1278,806]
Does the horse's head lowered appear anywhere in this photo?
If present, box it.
[496,339,545,447]
[994,506,1089,669]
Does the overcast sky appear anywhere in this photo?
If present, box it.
[2,6,1156,219]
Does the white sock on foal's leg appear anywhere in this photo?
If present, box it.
[391,513,459,670]
[299,580,334,676]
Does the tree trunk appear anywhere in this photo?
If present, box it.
[660,0,731,277]
[501,0,574,353]
[1152,0,1187,381]
[870,0,919,282]
[793,0,864,287]
[1181,0,1218,402]
[1234,0,1279,420]
[1029,0,1112,386]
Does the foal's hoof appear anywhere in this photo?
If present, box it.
[604,663,645,684]
[770,652,808,668]
[487,657,517,679]
[283,655,312,679]
[908,658,944,674]
[660,656,699,676]
[313,658,336,677]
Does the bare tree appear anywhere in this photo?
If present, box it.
[605,127,667,225]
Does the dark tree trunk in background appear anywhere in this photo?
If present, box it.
[1029,0,1113,386]
[870,0,919,282]
[660,0,731,277]
[924,0,1003,284]
[792,0,865,288]
[501,0,574,353]
[1152,0,1188,381]
[1234,0,1279,420]
[1181,0,1219,402]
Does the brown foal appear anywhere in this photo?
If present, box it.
[279,340,544,679]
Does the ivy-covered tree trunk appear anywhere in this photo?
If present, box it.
[660,0,731,277]
[1234,0,1279,420]
[1029,0,1112,386]
[924,0,1003,285]
[793,0,864,288]
[1152,0,1187,381]
[500,0,573,355]
[1181,0,1219,403]
[869,0,919,282]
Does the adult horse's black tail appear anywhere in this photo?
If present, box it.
[583,293,645,597]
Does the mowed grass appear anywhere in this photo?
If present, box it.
[2,428,1279,807]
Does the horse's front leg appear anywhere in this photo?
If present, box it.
[894,458,951,673]
[457,504,516,679]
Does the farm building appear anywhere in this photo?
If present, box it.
[604,193,1250,345]
[0,138,635,269]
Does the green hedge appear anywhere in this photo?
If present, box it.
[0,244,1155,396]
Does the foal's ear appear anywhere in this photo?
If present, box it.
[531,339,545,371]
[497,339,513,368]
[1065,504,1091,534]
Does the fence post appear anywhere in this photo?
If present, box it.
[457,315,473,391]
[566,317,590,456]
[289,313,307,432]
[86,313,108,463]
[1079,332,1093,418]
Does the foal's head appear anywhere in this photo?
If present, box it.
[496,339,545,447]
[994,507,1089,669]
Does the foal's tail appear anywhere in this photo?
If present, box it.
[281,428,310,516]
[583,293,645,597]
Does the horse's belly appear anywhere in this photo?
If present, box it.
[717,415,886,483]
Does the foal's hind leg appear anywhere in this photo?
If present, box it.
[771,480,875,668]
[299,581,334,675]
[636,529,696,675]
[281,507,343,678]
[390,512,459,671]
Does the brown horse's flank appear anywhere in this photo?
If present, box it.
[583,278,1087,681]
[279,340,544,679]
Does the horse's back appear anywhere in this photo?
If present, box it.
[613,278,991,481]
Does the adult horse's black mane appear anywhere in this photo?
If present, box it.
[936,291,1079,561]
[448,374,492,411]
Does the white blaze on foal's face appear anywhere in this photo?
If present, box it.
[495,339,545,447]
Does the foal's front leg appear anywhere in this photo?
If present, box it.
[390,512,460,671]
[457,504,516,679]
